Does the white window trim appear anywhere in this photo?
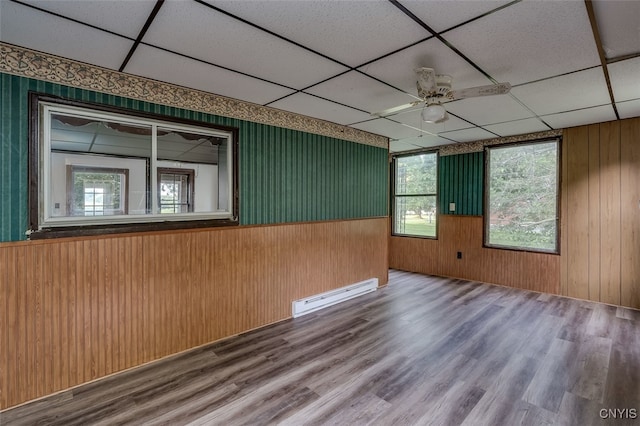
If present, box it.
[40,102,234,229]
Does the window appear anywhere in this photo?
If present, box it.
[29,94,238,238]
[67,166,129,216]
[485,139,559,253]
[158,168,194,213]
[392,151,438,238]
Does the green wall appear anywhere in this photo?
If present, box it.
[0,73,388,242]
[438,151,483,216]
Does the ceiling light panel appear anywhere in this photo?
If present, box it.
[50,141,90,152]
[51,127,93,144]
[19,0,157,39]
[511,67,610,116]
[400,0,513,33]
[268,93,372,126]
[444,1,601,85]
[359,38,491,95]
[205,0,428,67]
[439,127,496,143]
[608,57,640,103]
[125,45,294,105]
[142,0,347,89]
[406,134,456,148]
[616,99,640,120]
[0,1,133,70]
[444,95,533,126]
[94,145,151,158]
[305,71,418,114]
[483,117,550,137]
[541,105,616,129]
[389,140,422,152]
[592,0,640,59]
[351,118,427,140]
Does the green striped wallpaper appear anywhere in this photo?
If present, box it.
[0,73,388,242]
[438,151,483,216]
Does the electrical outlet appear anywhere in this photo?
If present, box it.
[457,251,462,259]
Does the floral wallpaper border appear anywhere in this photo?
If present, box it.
[439,129,563,156]
[0,42,388,149]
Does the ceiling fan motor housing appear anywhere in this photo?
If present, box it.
[417,74,452,101]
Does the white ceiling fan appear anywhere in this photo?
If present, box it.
[373,67,511,123]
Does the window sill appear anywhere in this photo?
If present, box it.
[483,243,559,255]
[28,219,240,240]
[391,233,438,240]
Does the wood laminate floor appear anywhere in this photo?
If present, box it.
[3,270,640,425]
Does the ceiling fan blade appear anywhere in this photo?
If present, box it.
[371,101,423,117]
[447,82,511,101]
[414,67,437,93]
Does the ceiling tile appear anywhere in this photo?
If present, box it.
[592,0,640,59]
[350,118,425,140]
[143,0,347,89]
[444,0,601,85]
[483,118,550,136]
[125,45,294,105]
[439,127,496,143]
[305,71,418,114]
[405,134,456,149]
[511,67,610,116]
[393,108,474,134]
[0,1,132,69]
[205,0,427,67]
[608,57,640,103]
[2,0,630,138]
[400,0,513,33]
[98,145,150,158]
[268,93,371,126]
[359,38,492,96]
[616,99,640,120]
[389,140,422,152]
[483,118,550,137]
[444,95,533,126]
[19,0,157,39]
[541,105,616,129]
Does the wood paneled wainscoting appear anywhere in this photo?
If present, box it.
[0,217,389,410]
[561,118,640,309]
[389,215,561,295]
[390,117,640,311]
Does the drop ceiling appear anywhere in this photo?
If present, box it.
[1,0,638,153]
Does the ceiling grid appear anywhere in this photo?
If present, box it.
[0,0,637,152]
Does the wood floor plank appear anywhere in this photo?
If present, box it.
[568,336,611,403]
[555,392,608,426]
[373,353,479,425]
[413,380,485,426]
[275,353,407,426]
[522,338,577,412]
[461,353,540,425]
[603,317,640,409]
[2,270,639,426]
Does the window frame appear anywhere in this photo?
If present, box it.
[28,92,239,239]
[157,167,195,214]
[66,165,130,216]
[390,150,439,239]
[483,138,561,254]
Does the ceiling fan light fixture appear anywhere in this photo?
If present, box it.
[421,104,447,123]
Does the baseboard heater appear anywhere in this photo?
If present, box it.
[292,278,378,318]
